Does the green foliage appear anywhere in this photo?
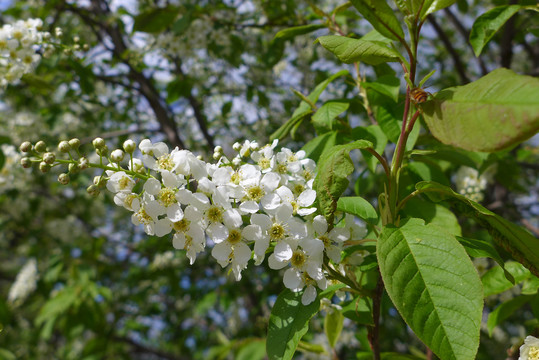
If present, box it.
[378,218,483,360]
[317,35,400,65]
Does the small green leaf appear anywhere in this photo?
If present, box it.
[351,125,388,173]
[482,262,531,297]
[274,24,326,41]
[378,218,483,360]
[422,68,539,152]
[266,289,320,360]
[314,140,373,223]
[35,287,78,326]
[420,0,457,20]
[236,339,266,360]
[133,6,180,33]
[337,196,378,225]
[487,295,532,335]
[416,181,539,277]
[361,74,400,102]
[318,35,399,65]
[350,0,405,41]
[302,131,340,162]
[469,5,521,57]
[340,296,374,324]
[407,161,451,186]
[324,308,344,348]
[270,110,312,141]
[312,101,350,132]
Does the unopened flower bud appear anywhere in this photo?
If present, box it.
[19,141,32,153]
[232,157,241,166]
[73,36,80,43]
[94,176,107,187]
[20,157,32,168]
[196,155,203,160]
[96,145,108,157]
[78,157,89,170]
[83,44,89,51]
[35,141,47,153]
[43,152,56,164]
[58,141,71,153]
[58,173,70,185]
[213,152,220,160]
[213,145,223,154]
[111,149,124,162]
[92,137,105,149]
[232,142,241,151]
[74,44,81,51]
[68,163,79,174]
[39,161,50,173]
[87,184,100,197]
[68,138,80,150]
[123,139,136,154]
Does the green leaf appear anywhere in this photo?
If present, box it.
[274,24,326,41]
[314,140,373,223]
[350,0,405,41]
[402,198,461,236]
[266,289,320,360]
[272,71,349,141]
[469,5,521,57]
[0,348,16,360]
[416,181,539,277]
[324,308,344,348]
[340,296,373,324]
[407,161,451,186]
[337,196,378,225]
[422,68,539,152]
[361,75,400,103]
[236,339,266,360]
[378,218,483,360]
[35,287,78,327]
[420,0,457,20]
[374,105,401,143]
[486,295,532,335]
[312,101,350,132]
[351,125,388,173]
[317,35,399,65]
[133,6,180,33]
[302,131,340,162]
[482,262,531,297]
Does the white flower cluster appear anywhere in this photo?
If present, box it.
[520,336,539,360]
[455,166,495,203]
[7,258,38,307]
[0,18,52,88]
[105,139,363,305]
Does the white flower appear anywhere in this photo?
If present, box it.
[106,171,135,193]
[262,185,316,215]
[519,336,539,360]
[8,258,38,306]
[172,205,206,264]
[310,215,349,264]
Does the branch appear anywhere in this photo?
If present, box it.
[427,14,470,84]
[443,8,488,76]
[499,0,519,69]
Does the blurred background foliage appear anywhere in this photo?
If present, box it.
[0,0,537,359]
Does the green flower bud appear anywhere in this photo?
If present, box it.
[96,145,108,157]
[123,139,136,154]
[58,173,70,185]
[58,140,71,153]
[39,161,51,173]
[87,184,100,197]
[35,140,47,153]
[43,152,56,164]
[111,149,124,162]
[19,141,32,153]
[68,138,81,150]
[94,176,107,187]
[20,157,32,168]
[68,163,79,174]
[92,137,105,149]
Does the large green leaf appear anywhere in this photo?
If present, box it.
[337,196,378,225]
[266,289,320,360]
[317,35,399,65]
[422,68,539,152]
[314,140,373,223]
[312,100,350,132]
[378,218,483,360]
[416,181,539,277]
[482,261,531,297]
[350,0,405,41]
[469,5,521,57]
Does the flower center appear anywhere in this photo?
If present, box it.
[207,205,223,223]
[227,229,242,245]
[258,157,270,170]
[173,218,190,233]
[291,250,306,268]
[302,169,313,181]
[230,171,240,185]
[529,346,539,359]
[319,235,331,248]
[292,184,305,197]
[157,154,174,171]
[277,164,287,174]
[136,208,152,224]
[269,223,286,241]
[158,188,177,207]
[119,176,131,190]
[246,185,265,202]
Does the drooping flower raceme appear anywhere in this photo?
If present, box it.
[19,137,368,304]
[8,258,38,307]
